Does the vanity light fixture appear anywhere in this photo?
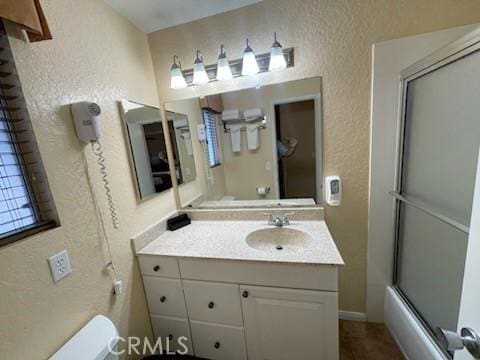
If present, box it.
[241,38,259,76]
[192,50,209,85]
[170,37,294,88]
[216,44,233,81]
[268,32,287,71]
[170,55,187,89]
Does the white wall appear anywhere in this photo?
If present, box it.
[367,24,478,323]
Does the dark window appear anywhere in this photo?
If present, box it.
[0,23,58,246]
[202,109,221,167]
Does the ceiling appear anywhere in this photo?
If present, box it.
[104,0,263,33]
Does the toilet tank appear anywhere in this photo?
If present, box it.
[50,315,119,360]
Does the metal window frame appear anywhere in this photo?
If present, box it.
[392,27,480,358]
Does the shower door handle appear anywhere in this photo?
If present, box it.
[437,327,480,358]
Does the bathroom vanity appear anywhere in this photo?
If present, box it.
[130,75,343,359]
[135,211,343,360]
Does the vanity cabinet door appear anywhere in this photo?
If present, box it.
[138,255,180,278]
[240,285,339,360]
[183,280,243,326]
[150,315,193,355]
[142,277,187,317]
[190,320,247,360]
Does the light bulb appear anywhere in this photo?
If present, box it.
[241,39,259,76]
[269,32,287,71]
[170,55,187,89]
[192,50,209,85]
[216,44,233,81]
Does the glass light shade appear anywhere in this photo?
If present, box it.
[241,50,259,76]
[216,56,233,81]
[269,45,287,71]
[170,66,187,89]
[193,62,209,85]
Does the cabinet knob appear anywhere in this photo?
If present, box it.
[214,341,221,349]
[160,296,167,303]
[242,290,249,298]
[208,301,215,309]
[153,265,160,272]
[168,334,173,341]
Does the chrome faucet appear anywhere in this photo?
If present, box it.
[267,212,293,227]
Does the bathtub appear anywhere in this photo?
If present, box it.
[384,287,449,360]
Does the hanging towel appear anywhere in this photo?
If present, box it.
[222,109,242,121]
[230,124,242,152]
[246,124,259,150]
[244,108,263,121]
[182,133,193,156]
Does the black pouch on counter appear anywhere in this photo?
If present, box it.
[167,213,191,231]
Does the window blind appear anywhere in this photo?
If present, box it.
[202,109,221,167]
[0,22,58,246]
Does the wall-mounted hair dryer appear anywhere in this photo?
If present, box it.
[70,100,119,229]
[71,101,102,143]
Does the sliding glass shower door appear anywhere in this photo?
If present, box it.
[393,41,480,354]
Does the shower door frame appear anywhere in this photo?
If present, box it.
[391,27,480,358]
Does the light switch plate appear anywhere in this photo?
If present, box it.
[48,250,72,282]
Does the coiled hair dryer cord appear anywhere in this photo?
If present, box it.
[91,141,119,229]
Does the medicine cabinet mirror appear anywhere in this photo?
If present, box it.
[120,100,196,201]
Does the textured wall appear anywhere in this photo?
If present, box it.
[148,0,480,312]
[0,0,173,358]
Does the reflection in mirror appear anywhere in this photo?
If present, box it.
[164,77,322,209]
[166,111,197,184]
[121,100,173,200]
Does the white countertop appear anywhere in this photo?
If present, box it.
[137,220,344,266]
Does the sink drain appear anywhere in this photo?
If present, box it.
[276,245,283,250]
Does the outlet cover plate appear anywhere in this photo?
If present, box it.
[48,250,72,282]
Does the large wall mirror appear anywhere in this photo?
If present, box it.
[164,77,322,209]
[121,100,196,201]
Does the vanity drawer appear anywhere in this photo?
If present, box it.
[138,255,180,278]
[190,320,247,360]
[179,258,338,291]
[183,280,243,326]
[143,276,187,317]
[150,315,193,355]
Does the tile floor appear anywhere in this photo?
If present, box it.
[152,320,405,359]
[340,320,405,359]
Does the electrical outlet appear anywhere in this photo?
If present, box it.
[48,250,72,283]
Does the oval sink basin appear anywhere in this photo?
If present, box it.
[245,227,313,252]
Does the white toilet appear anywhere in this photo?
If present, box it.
[50,315,119,360]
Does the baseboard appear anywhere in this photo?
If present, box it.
[339,310,367,322]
